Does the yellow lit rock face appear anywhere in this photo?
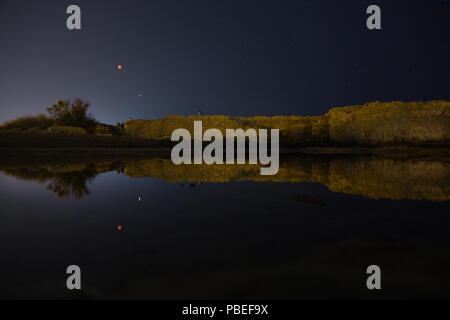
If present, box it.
[124,101,450,146]
[326,101,450,145]
[46,126,87,135]
[94,123,121,136]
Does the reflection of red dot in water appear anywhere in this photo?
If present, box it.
[117,65,123,70]
[117,225,123,231]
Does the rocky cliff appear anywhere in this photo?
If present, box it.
[124,100,450,146]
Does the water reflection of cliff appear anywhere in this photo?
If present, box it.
[1,155,448,201]
[124,156,449,202]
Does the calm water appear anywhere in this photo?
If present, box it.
[0,154,449,299]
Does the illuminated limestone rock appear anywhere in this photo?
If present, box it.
[46,126,86,135]
[124,100,450,146]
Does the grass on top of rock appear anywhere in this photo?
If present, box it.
[0,98,97,132]
[0,114,54,131]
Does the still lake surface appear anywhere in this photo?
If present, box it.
[0,153,449,299]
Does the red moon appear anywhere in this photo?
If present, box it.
[117,65,123,70]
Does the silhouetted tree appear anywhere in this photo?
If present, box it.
[46,98,97,128]
[46,99,70,123]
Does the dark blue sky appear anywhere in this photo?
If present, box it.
[0,0,449,124]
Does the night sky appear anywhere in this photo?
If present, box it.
[0,0,449,125]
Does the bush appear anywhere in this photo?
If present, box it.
[0,114,53,130]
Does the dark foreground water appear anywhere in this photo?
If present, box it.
[0,153,449,299]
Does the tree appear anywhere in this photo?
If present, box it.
[46,99,70,124]
[70,98,96,128]
[46,98,97,128]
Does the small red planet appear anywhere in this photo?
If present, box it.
[117,65,123,70]
[117,225,123,231]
